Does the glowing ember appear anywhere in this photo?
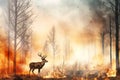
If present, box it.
[43,70,66,78]
[107,60,116,77]
[107,69,116,77]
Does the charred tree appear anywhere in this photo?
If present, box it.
[100,27,108,55]
[115,0,119,75]
[101,32,105,55]
[109,16,112,66]
[13,0,17,75]
[8,0,32,75]
[7,27,10,74]
[104,0,120,74]
[7,0,11,74]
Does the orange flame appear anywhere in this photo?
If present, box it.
[0,33,30,76]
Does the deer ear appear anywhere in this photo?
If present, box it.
[38,52,42,57]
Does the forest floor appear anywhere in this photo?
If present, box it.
[0,75,120,80]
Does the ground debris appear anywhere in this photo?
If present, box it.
[1,75,120,80]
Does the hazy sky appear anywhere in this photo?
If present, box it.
[0,0,94,29]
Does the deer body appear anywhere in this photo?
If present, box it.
[29,54,48,75]
[30,62,45,69]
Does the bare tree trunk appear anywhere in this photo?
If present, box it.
[13,0,18,75]
[7,31,10,74]
[101,32,105,55]
[115,0,119,75]
[109,16,112,66]
[7,0,10,74]
[7,27,10,74]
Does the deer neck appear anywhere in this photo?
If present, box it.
[41,61,46,66]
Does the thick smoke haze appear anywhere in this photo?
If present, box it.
[0,0,114,75]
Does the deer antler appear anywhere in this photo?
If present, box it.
[38,52,42,57]
[38,52,47,59]
[43,55,47,59]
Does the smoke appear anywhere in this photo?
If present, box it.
[0,0,116,76]
[30,0,111,68]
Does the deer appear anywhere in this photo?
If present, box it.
[29,53,48,75]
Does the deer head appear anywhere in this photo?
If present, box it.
[38,53,48,63]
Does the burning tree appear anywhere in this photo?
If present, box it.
[7,0,33,75]
[7,0,11,74]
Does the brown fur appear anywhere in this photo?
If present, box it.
[29,59,48,75]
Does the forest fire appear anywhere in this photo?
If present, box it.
[0,27,117,80]
[0,32,30,77]
[0,30,117,79]
[0,0,120,80]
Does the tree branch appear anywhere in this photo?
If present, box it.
[108,0,115,7]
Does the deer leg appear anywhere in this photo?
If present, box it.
[32,69,35,75]
[29,68,32,76]
[38,69,40,73]
[38,69,41,77]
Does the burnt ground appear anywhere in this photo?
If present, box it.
[0,75,120,80]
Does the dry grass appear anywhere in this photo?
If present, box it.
[0,75,120,80]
